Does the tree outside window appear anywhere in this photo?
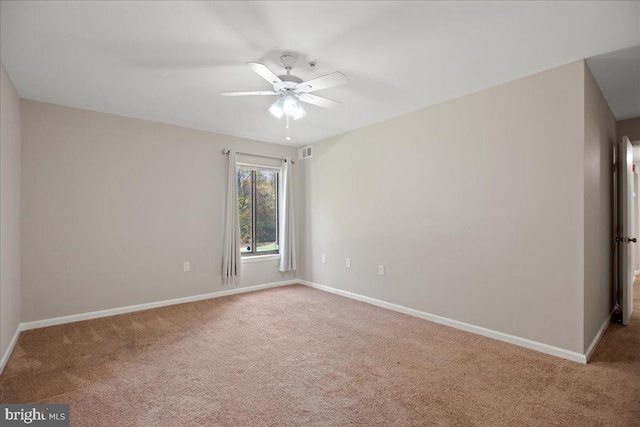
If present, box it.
[237,165,279,255]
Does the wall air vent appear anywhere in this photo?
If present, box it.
[298,146,313,160]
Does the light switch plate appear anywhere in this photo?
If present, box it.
[346,258,351,268]
[183,262,191,272]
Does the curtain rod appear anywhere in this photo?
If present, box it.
[222,149,294,164]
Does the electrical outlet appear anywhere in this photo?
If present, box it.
[183,262,191,272]
[321,255,326,264]
[346,258,351,268]
[378,265,385,276]
[601,280,604,291]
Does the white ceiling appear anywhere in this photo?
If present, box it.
[586,46,640,121]
[1,1,639,146]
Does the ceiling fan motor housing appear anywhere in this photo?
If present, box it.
[278,74,303,88]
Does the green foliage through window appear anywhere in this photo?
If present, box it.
[237,166,279,255]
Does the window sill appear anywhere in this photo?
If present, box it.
[241,254,281,264]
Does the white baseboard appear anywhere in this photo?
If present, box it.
[5,279,596,371]
[1,324,23,374]
[584,309,615,362]
[300,280,587,364]
[21,280,298,331]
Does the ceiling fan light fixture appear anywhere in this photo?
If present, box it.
[282,95,298,115]
[292,104,306,120]
[269,98,284,119]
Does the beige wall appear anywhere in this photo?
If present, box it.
[299,61,587,353]
[583,64,616,352]
[617,117,640,143]
[21,100,299,322]
[1,64,22,358]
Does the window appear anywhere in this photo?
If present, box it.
[237,164,279,256]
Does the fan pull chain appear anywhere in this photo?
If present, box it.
[286,115,291,141]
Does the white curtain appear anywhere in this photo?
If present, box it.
[222,149,241,280]
[279,158,296,272]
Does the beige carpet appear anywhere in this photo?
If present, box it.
[1,283,639,426]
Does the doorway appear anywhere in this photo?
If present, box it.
[615,137,639,325]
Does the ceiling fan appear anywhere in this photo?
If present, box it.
[221,55,348,123]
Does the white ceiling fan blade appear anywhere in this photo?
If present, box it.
[247,62,284,86]
[298,93,342,110]
[220,91,279,96]
[296,72,348,93]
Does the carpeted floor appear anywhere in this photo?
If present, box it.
[1,283,639,426]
